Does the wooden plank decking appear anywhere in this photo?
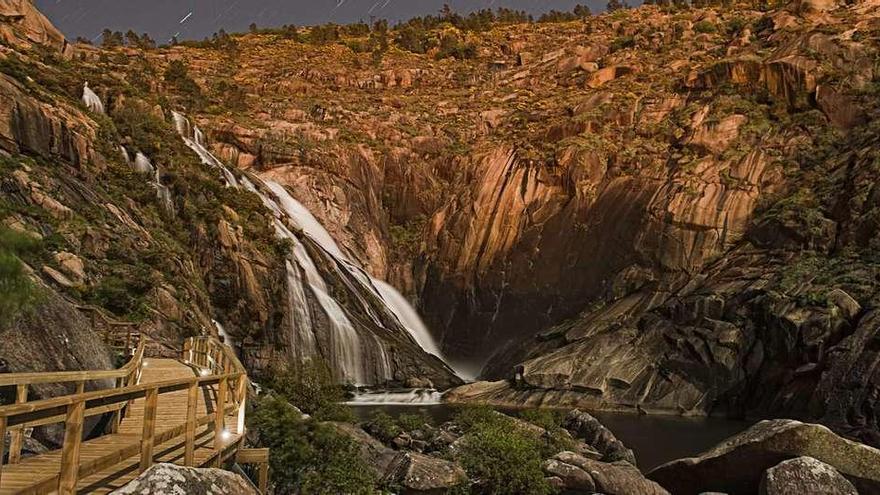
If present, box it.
[0,336,266,495]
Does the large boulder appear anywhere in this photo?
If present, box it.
[386,452,468,493]
[759,457,857,495]
[110,464,257,495]
[564,410,637,465]
[648,420,880,495]
[543,451,670,495]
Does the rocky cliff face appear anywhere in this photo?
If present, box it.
[125,0,880,439]
[4,0,880,442]
[0,6,457,390]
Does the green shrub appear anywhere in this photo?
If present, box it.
[610,35,635,52]
[0,227,42,327]
[367,411,401,442]
[265,359,354,422]
[726,16,748,35]
[398,412,433,431]
[518,409,564,431]
[163,60,204,108]
[455,420,554,495]
[454,405,501,431]
[251,395,377,494]
[694,20,717,34]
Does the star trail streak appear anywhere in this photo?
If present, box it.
[34,0,606,41]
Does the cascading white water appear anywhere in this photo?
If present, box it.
[373,280,443,358]
[265,181,345,259]
[346,389,445,406]
[82,82,104,114]
[170,111,455,387]
[133,152,155,174]
[213,320,237,348]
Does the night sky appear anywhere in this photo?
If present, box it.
[34,0,609,44]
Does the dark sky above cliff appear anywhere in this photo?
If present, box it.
[34,0,608,43]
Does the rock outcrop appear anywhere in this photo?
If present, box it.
[110,464,257,495]
[0,0,68,54]
[648,420,880,495]
[760,457,858,495]
[543,451,670,495]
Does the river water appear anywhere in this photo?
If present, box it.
[350,404,751,471]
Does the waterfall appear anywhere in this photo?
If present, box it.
[133,152,155,174]
[265,181,345,259]
[213,320,237,348]
[82,82,104,114]
[170,111,454,386]
[347,389,445,406]
[373,281,443,358]
[154,166,173,213]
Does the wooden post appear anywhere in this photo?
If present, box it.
[8,384,27,464]
[236,376,247,435]
[185,381,198,466]
[213,377,228,466]
[184,339,193,364]
[139,388,158,473]
[76,381,85,395]
[259,461,269,494]
[58,400,86,495]
[111,377,123,433]
[0,415,7,486]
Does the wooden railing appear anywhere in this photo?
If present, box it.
[0,336,146,466]
[0,334,266,494]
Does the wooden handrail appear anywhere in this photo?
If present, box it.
[0,334,145,387]
[0,334,263,494]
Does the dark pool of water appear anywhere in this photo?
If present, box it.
[350,404,751,472]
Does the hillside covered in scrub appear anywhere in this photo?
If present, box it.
[3,0,880,454]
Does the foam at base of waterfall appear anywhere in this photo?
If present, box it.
[346,389,444,406]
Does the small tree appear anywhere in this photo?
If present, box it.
[607,0,625,11]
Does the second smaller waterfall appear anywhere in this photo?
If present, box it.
[82,82,104,114]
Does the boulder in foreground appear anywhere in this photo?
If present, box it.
[760,456,857,495]
[111,463,257,495]
[648,420,880,495]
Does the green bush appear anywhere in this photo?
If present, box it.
[251,395,377,494]
[265,359,355,422]
[610,35,635,52]
[455,419,554,495]
[398,412,433,431]
[454,405,501,431]
[0,227,42,327]
[518,409,563,431]
[367,411,401,442]
[694,20,717,34]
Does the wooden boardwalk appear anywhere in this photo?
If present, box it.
[0,337,268,494]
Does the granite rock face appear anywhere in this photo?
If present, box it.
[759,457,858,495]
[543,452,670,495]
[111,464,257,495]
[648,420,880,495]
